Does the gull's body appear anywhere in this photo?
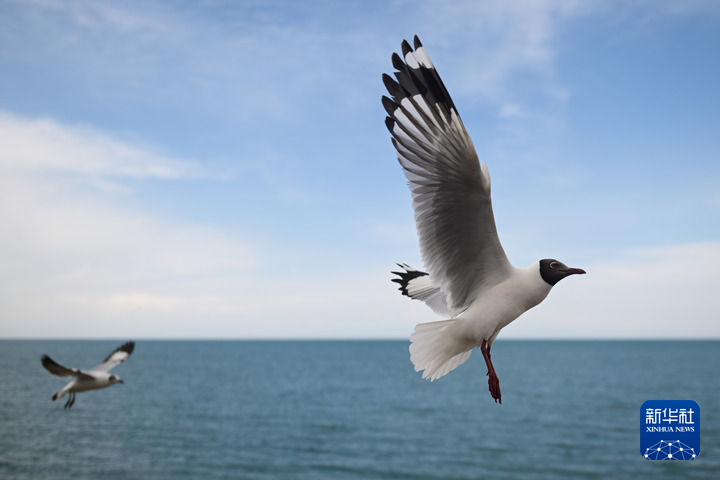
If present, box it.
[453,265,552,347]
[41,341,135,408]
[383,37,585,402]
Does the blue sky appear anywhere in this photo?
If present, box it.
[1,0,718,338]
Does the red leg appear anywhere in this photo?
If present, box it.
[481,339,501,404]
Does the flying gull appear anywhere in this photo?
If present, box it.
[41,341,135,408]
[382,36,586,403]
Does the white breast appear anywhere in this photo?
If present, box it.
[454,262,552,345]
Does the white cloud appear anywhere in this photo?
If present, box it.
[498,103,526,118]
[9,0,718,127]
[6,1,386,124]
[25,0,173,32]
[404,0,587,102]
[5,0,587,127]
[0,111,198,182]
[3,104,717,341]
[0,111,258,337]
[0,110,421,339]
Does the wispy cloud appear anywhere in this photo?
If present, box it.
[0,111,257,336]
[1,110,718,339]
[498,103,527,119]
[401,0,586,103]
[0,110,417,338]
[23,0,171,33]
[0,111,198,181]
[4,0,386,124]
[4,0,589,127]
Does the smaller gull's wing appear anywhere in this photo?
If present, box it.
[91,341,135,372]
[41,355,93,380]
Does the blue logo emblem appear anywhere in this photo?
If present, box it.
[641,400,700,460]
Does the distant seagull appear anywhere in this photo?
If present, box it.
[382,36,585,403]
[41,341,135,409]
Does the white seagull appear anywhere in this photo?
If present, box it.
[382,36,585,403]
[41,341,135,409]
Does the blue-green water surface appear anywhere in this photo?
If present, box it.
[0,340,717,479]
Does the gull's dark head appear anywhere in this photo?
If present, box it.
[539,259,586,286]
[109,374,124,384]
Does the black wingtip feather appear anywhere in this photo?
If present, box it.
[103,341,135,363]
[390,264,429,297]
[117,341,135,356]
[384,116,395,133]
[391,52,405,71]
[41,354,72,377]
[382,73,399,93]
[382,36,458,116]
[381,96,397,115]
[41,354,56,368]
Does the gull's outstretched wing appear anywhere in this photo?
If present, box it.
[382,36,512,313]
[91,341,135,372]
[41,355,93,380]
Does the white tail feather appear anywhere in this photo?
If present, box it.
[409,319,471,381]
[52,383,72,401]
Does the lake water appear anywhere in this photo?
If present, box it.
[0,340,717,479]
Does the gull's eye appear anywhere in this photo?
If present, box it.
[550,262,559,269]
